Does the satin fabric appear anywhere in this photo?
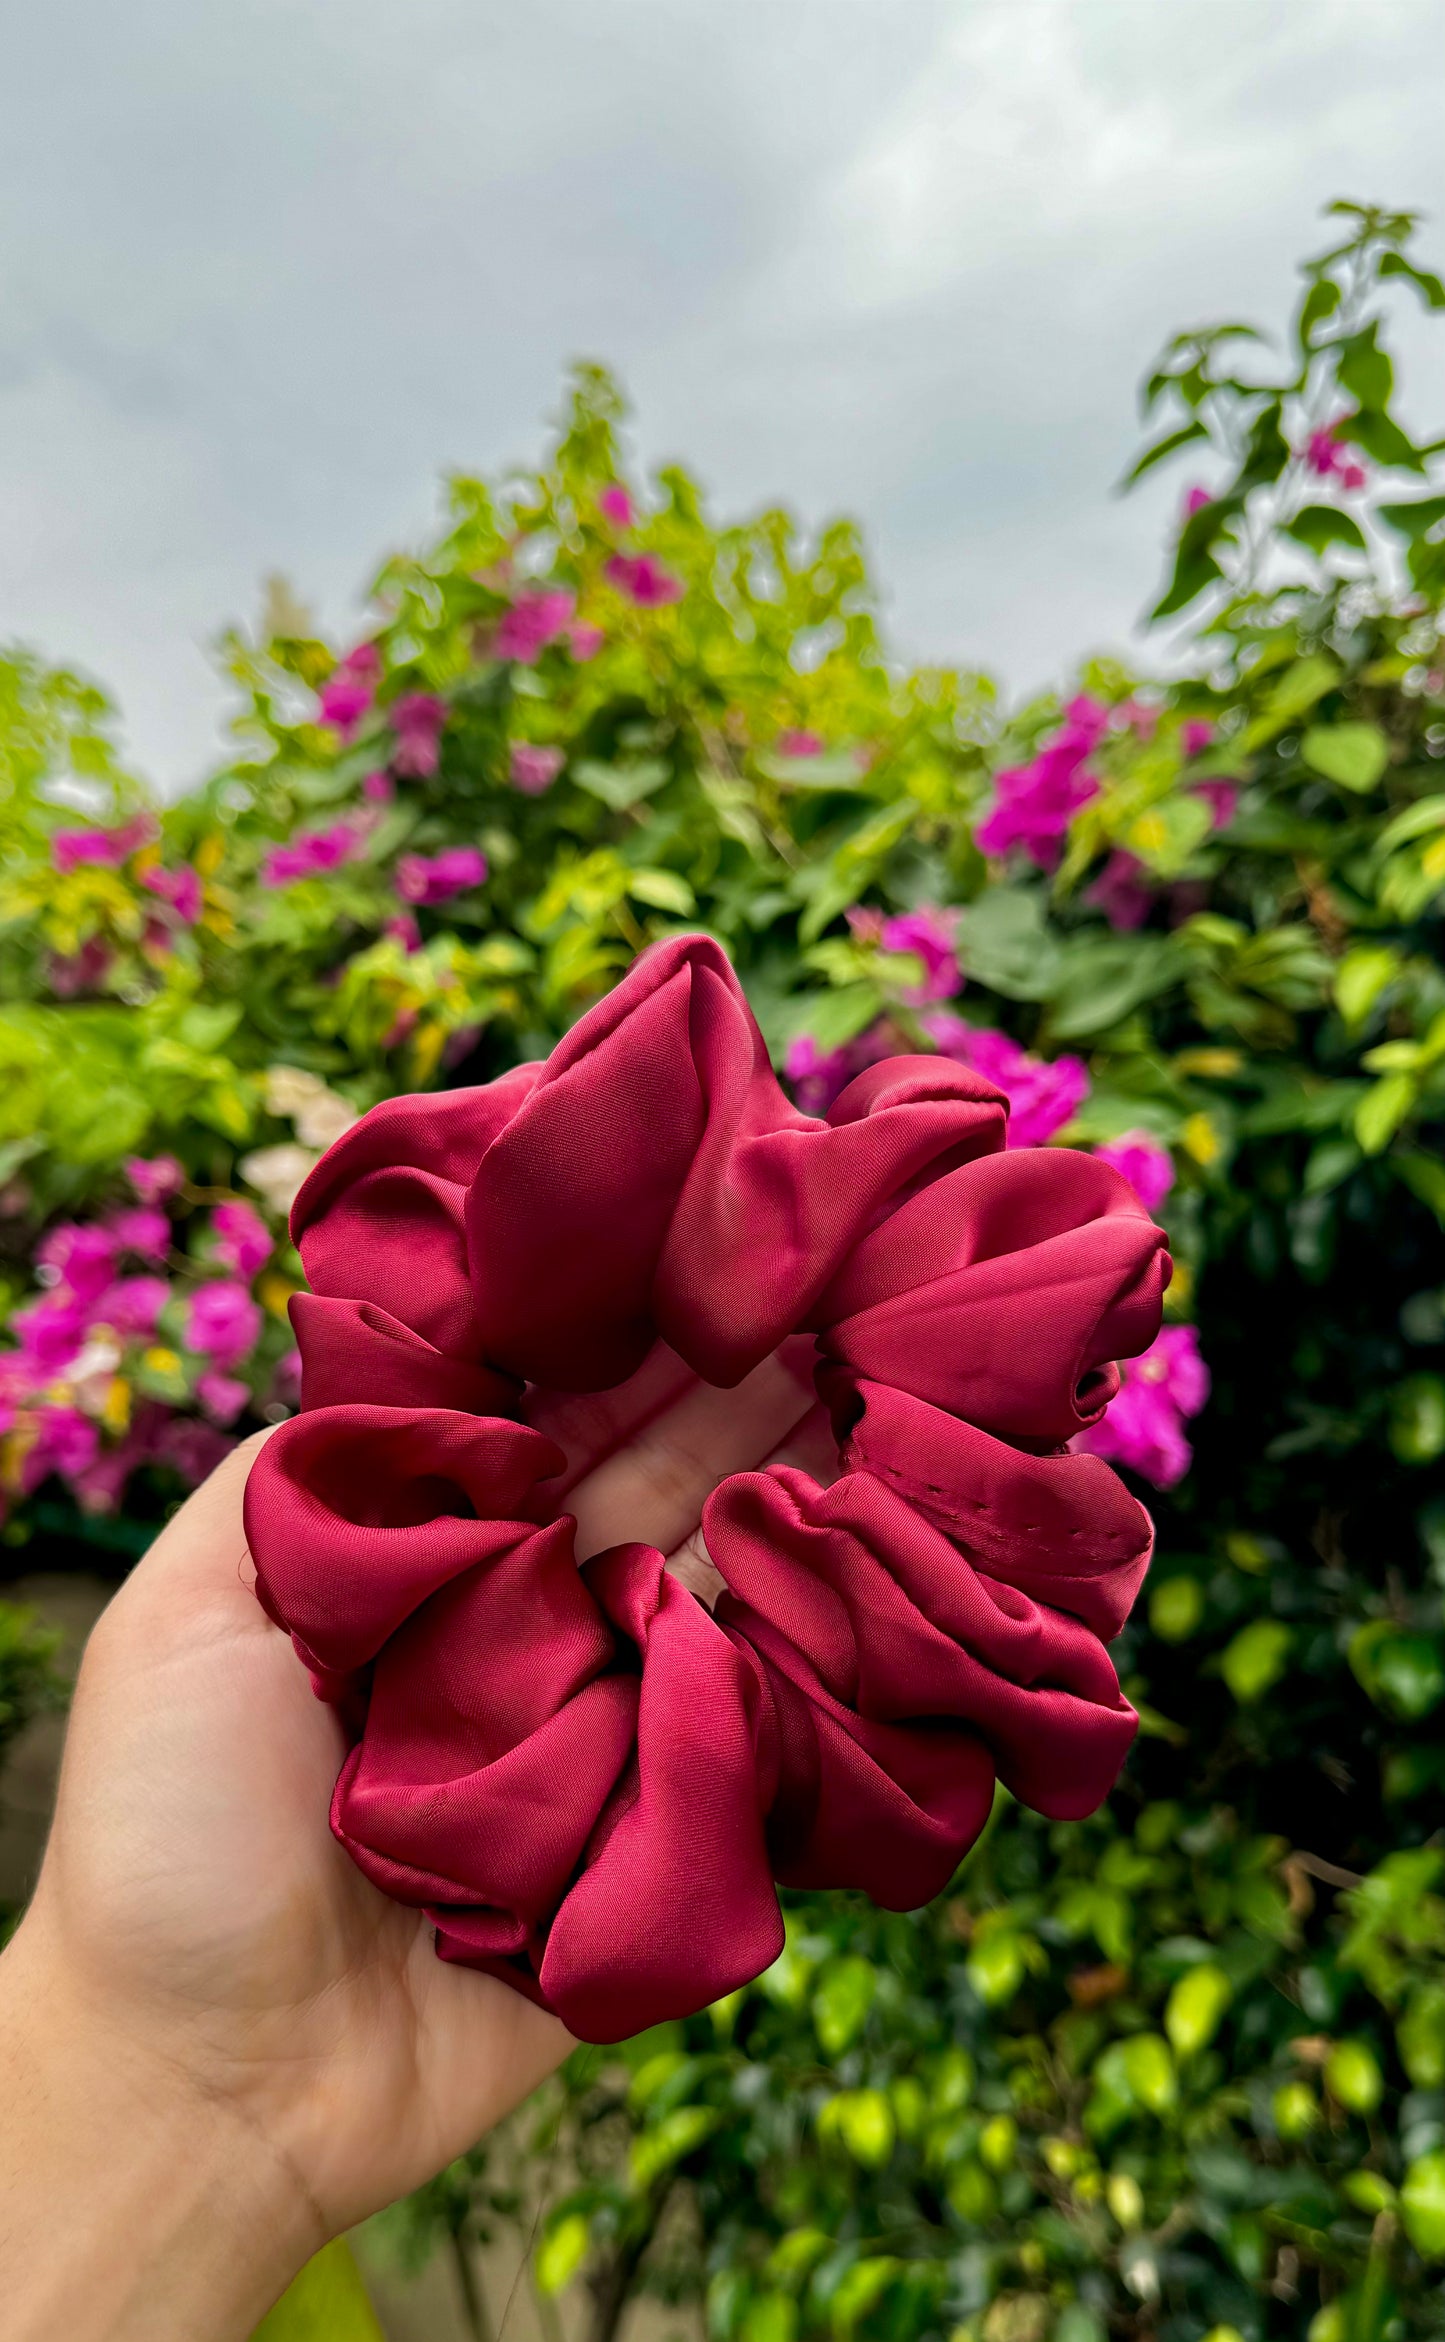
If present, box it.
[245,934,1168,2042]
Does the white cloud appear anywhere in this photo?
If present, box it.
[0,0,1440,786]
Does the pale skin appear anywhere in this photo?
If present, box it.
[0,1345,833,2340]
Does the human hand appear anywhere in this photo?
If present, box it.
[0,1345,833,2339]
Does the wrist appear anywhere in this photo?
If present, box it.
[0,1918,325,2342]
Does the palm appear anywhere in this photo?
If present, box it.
[32,1344,829,2232]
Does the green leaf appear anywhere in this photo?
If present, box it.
[1164,1963,1232,2059]
[1376,494,1445,542]
[1339,407,1425,472]
[1296,276,1342,346]
[571,756,672,810]
[1300,721,1390,792]
[1220,1619,1293,1704]
[1153,544,1224,622]
[535,2212,592,2297]
[1334,944,1399,1028]
[1394,1149,1445,1223]
[1046,936,1180,1039]
[952,887,1062,1000]
[1403,2152,1445,2259]
[1241,651,1339,746]
[629,2105,720,2189]
[1380,250,1445,310]
[1120,418,1209,487]
[1121,2032,1178,2115]
[812,1956,877,2057]
[757,749,865,792]
[1388,1375,1445,1466]
[627,867,696,915]
[1281,505,1367,557]
[1355,1071,1415,1155]
[1336,322,1393,412]
[251,2243,385,2340]
[1324,2037,1385,2116]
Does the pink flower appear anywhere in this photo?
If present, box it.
[1180,718,1216,758]
[140,863,203,924]
[261,821,361,887]
[272,1348,303,1405]
[11,1290,90,1379]
[383,913,422,952]
[975,696,1109,868]
[1085,849,1155,932]
[186,1280,263,1368]
[569,623,605,662]
[1192,778,1239,832]
[361,769,395,803]
[492,591,576,666]
[509,742,565,795]
[106,1205,170,1263]
[1116,698,1160,742]
[24,1403,99,1491]
[211,1200,272,1279]
[382,1006,419,1051]
[98,1277,170,1340]
[1301,420,1367,492]
[389,692,448,777]
[783,1025,899,1118]
[37,1223,119,1304]
[606,552,684,607]
[317,644,380,738]
[157,1417,236,1488]
[597,485,634,529]
[1094,1132,1175,1214]
[1074,1324,1209,1489]
[878,907,962,1004]
[196,1369,251,1427]
[126,1154,184,1205]
[1183,485,1213,519]
[777,729,825,757]
[69,1408,165,1515]
[924,1017,1089,1147]
[50,812,157,875]
[48,937,113,997]
[395,845,487,907]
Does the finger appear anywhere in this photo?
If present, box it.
[569,1349,815,1562]
[95,1429,280,1658]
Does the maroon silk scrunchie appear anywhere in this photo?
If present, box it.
[245,935,1168,2042]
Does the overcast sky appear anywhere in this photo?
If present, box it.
[1,0,1441,791]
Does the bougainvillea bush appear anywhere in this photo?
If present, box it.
[3,200,1445,2340]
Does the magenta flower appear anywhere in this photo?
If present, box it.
[140,862,203,924]
[186,1279,263,1368]
[923,1016,1089,1148]
[1094,1131,1175,1214]
[389,692,449,777]
[1301,420,1367,492]
[37,1222,120,1304]
[362,769,395,803]
[879,907,962,1004]
[317,644,380,738]
[395,845,487,907]
[1085,849,1155,932]
[106,1205,170,1264]
[211,1199,272,1279]
[784,1034,855,1117]
[99,1277,170,1340]
[196,1369,251,1427]
[509,742,565,796]
[24,1403,100,1492]
[157,1416,236,1488]
[569,622,605,662]
[975,696,1109,868]
[492,590,576,667]
[1192,778,1239,831]
[11,1290,90,1379]
[1179,718,1216,758]
[383,913,422,952]
[597,484,634,529]
[1075,1324,1209,1489]
[777,729,825,758]
[126,1154,184,1205]
[48,938,113,997]
[606,552,684,607]
[50,812,157,875]
[1183,485,1213,519]
[261,821,361,887]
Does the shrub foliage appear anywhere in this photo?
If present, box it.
[2,200,1445,2341]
